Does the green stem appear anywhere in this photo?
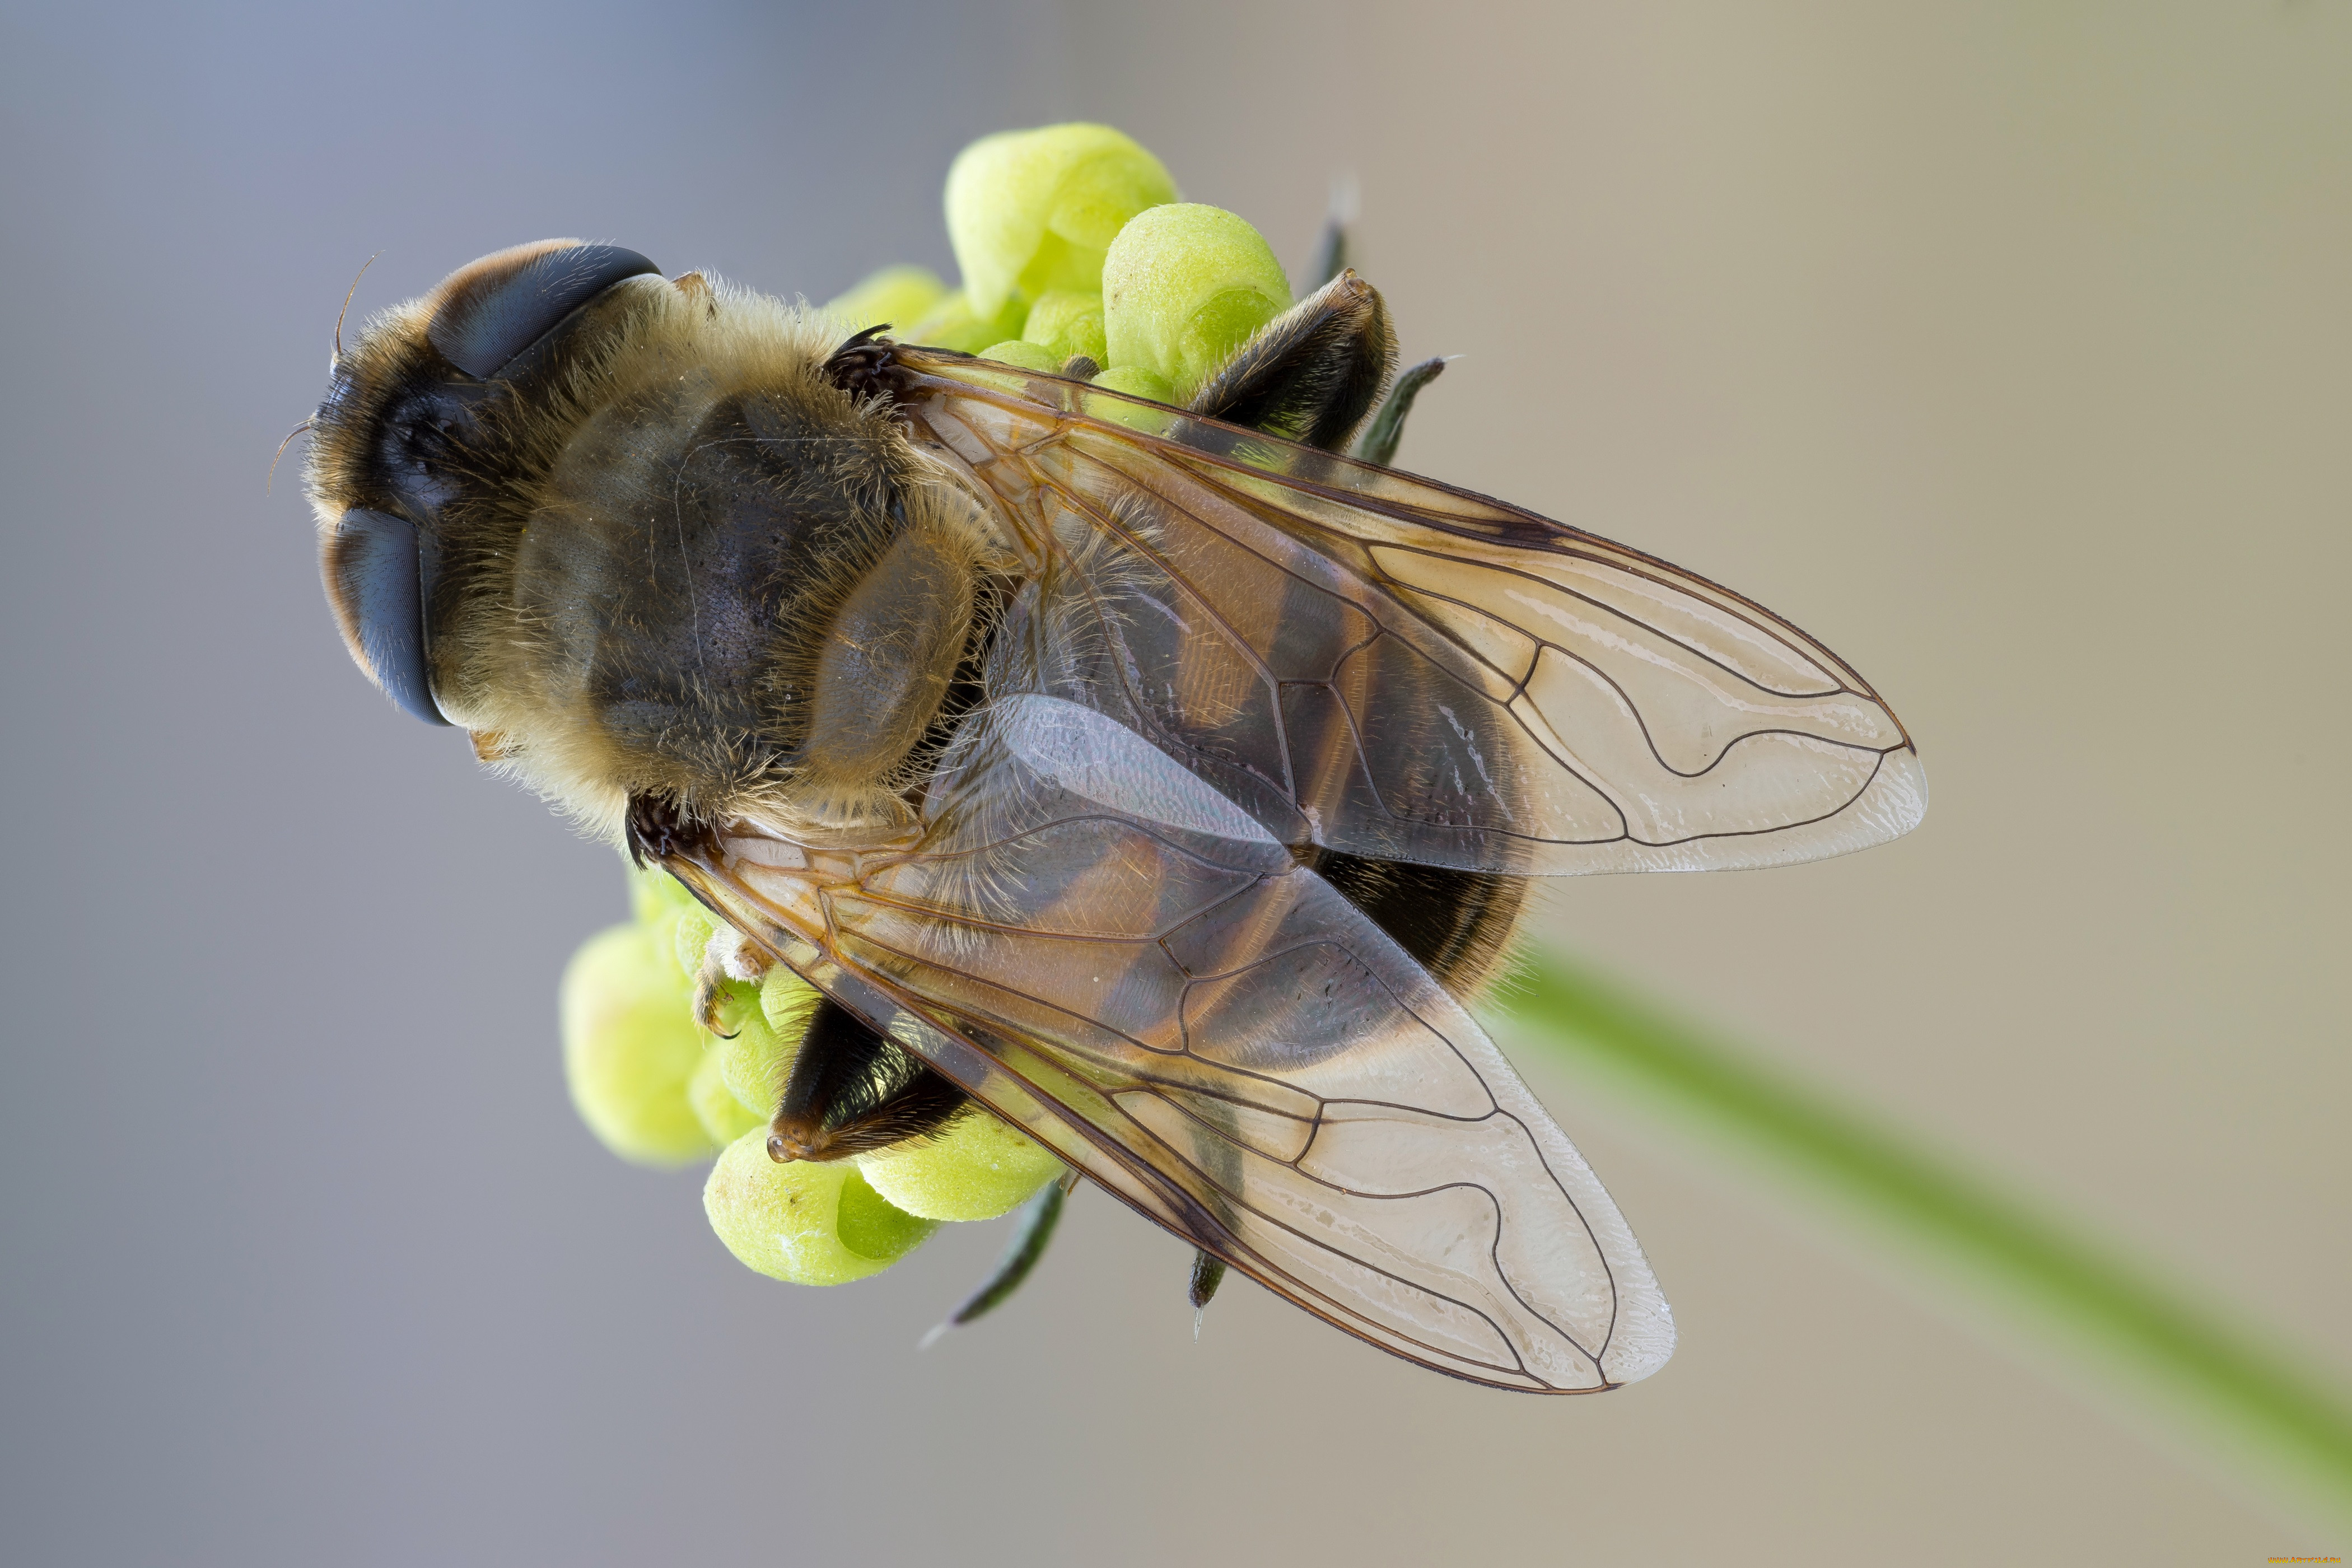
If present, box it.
[1499,949,2352,1523]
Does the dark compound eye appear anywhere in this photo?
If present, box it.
[322,507,448,725]
[424,239,660,379]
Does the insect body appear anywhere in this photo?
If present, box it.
[307,240,1925,1392]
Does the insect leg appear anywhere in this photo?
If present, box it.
[1184,269,1396,452]
[767,997,970,1161]
[689,922,771,1034]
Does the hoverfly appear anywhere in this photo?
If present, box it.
[306,239,1924,1393]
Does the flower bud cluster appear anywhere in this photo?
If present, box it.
[561,863,1060,1285]
[825,123,1292,402]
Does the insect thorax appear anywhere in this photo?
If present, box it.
[416,292,981,839]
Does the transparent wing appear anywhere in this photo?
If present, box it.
[661,694,1673,1393]
[895,351,1926,875]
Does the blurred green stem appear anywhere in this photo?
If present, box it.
[1501,950,2352,1524]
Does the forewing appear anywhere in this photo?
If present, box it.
[664,695,1673,1393]
[895,351,1925,875]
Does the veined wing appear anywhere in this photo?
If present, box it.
[893,351,1925,876]
[660,695,1673,1393]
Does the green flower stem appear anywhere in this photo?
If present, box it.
[1499,949,2352,1524]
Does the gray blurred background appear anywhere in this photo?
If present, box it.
[3,2,2345,1563]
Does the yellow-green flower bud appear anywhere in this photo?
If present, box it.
[1020,290,1107,366]
[559,924,717,1167]
[945,124,1179,319]
[703,1130,940,1284]
[836,1167,941,1261]
[1089,363,1175,404]
[856,1108,1065,1221]
[713,1007,798,1119]
[760,964,821,1038]
[821,264,947,332]
[688,1049,764,1143]
[626,861,699,925]
[977,339,1062,374]
[897,288,1029,354]
[668,906,717,978]
[1102,203,1290,399]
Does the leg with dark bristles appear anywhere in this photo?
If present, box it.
[768,998,969,1162]
[1186,270,1396,452]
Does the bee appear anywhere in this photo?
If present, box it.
[306,239,1924,1393]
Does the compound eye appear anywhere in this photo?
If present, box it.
[323,507,449,725]
[424,239,660,378]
